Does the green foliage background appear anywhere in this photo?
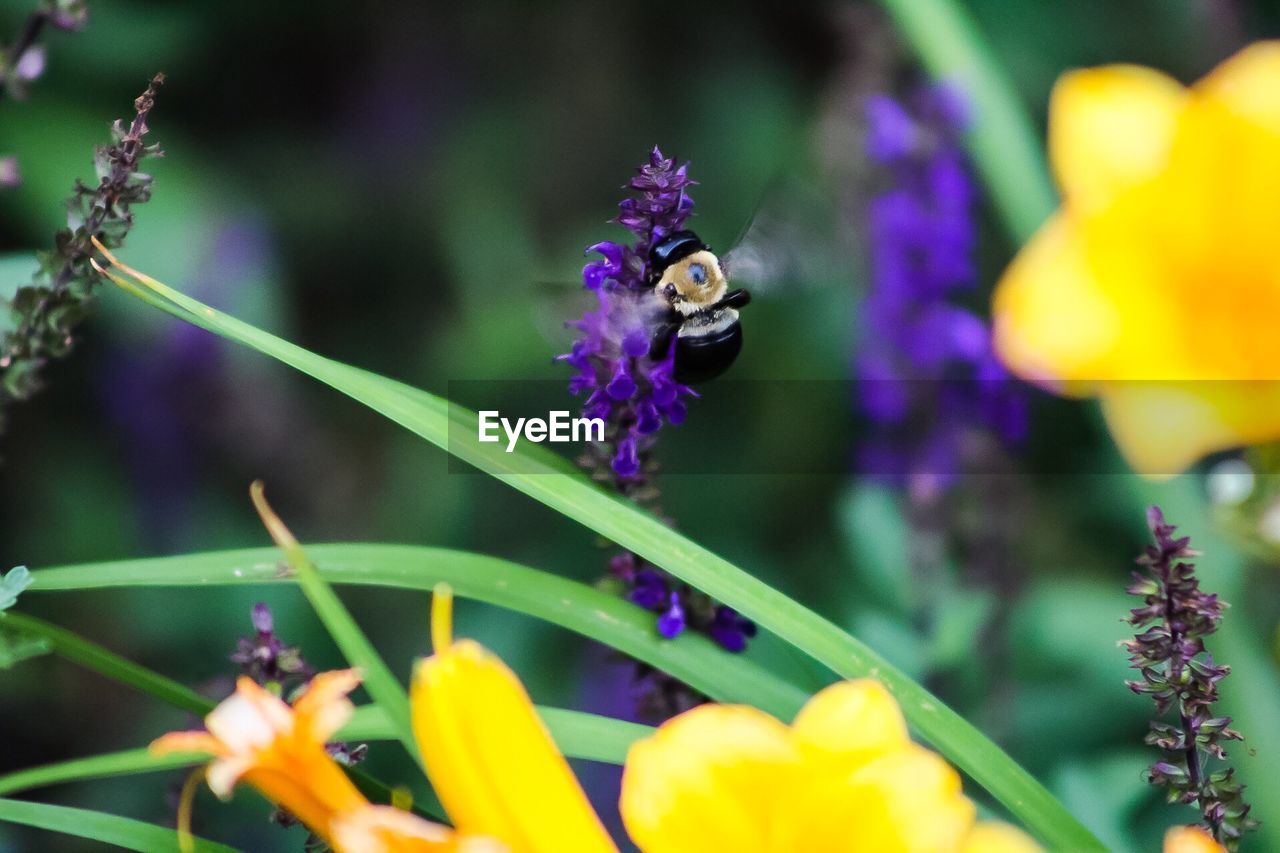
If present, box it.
[2,1,1279,850]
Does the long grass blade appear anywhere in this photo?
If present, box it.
[0,797,235,852]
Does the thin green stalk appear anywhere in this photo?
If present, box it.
[249,480,420,768]
[875,0,1058,244]
[29,545,811,722]
[0,797,235,853]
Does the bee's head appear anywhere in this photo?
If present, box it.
[651,231,725,314]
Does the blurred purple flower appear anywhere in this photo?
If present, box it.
[0,156,18,188]
[857,84,1026,493]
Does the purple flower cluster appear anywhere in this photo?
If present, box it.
[858,85,1026,495]
[1125,507,1255,848]
[230,603,313,692]
[611,553,757,652]
[560,147,698,480]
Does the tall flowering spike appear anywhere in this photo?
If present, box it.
[560,147,698,482]
[858,85,1025,498]
[560,150,755,719]
[1124,506,1257,849]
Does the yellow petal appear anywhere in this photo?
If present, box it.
[1100,381,1280,475]
[790,679,909,769]
[1050,65,1185,214]
[846,746,975,851]
[1194,41,1280,132]
[149,731,224,758]
[1164,825,1226,853]
[412,641,614,853]
[962,822,1042,853]
[991,214,1121,390]
[620,704,799,853]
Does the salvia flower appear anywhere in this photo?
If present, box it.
[1124,506,1256,848]
[560,146,698,482]
[564,151,755,715]
[0,74,163,438]
[858,85,1026,497]
[230,603,314,693]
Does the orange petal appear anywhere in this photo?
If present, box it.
[294,668,361,743]
[1164,825,1226,853]
[1050,65,1184,214]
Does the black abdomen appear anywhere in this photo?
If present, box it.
[674,321,743,384]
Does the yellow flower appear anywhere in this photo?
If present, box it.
[993,42,1280,474]
[410,586,617,853]
[1163,825,1226,853]
[619,679,1038,853]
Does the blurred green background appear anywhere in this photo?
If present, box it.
[2,1,1278,850]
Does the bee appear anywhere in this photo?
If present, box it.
[648,230,751,384]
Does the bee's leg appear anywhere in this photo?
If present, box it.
[719,289,751,310]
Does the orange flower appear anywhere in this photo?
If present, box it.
[1163,825,1226,853]
[151,670,458,850]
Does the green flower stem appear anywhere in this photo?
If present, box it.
[875,0,1058,243]
[0,797,235,853]
[30,545,811,722]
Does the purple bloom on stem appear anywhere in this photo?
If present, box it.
[230,602,313,690]
[656,592,686,639]
[857,84,1025,490]
[1124,506,1255,847]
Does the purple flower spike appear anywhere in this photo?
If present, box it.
[657,592,686,639]
[709,606,757,653]
[858,85,1025,489]
[230,603,312,690]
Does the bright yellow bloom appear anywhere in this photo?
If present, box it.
[1163,825,1226,853]
[620,679,1039,853]
[410,586,617,853]
[151,671,457,850]
[993,42,1280,474]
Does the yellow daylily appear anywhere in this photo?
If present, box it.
[993,42,1280,474]
[620,679,1039,853]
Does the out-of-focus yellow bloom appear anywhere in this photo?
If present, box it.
[993,42,1280,474]
[1164,825,1226,853]
[619,679,1039,853]
[151,671,458,850]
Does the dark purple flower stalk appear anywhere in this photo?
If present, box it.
[561,150,755,717]
[230,603,314,692]
[858,85,1025,499]
[1125,506,1256,849]
[230,603,367,843]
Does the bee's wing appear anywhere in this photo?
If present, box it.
[532,280,669,355]
[720,176,844,297]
